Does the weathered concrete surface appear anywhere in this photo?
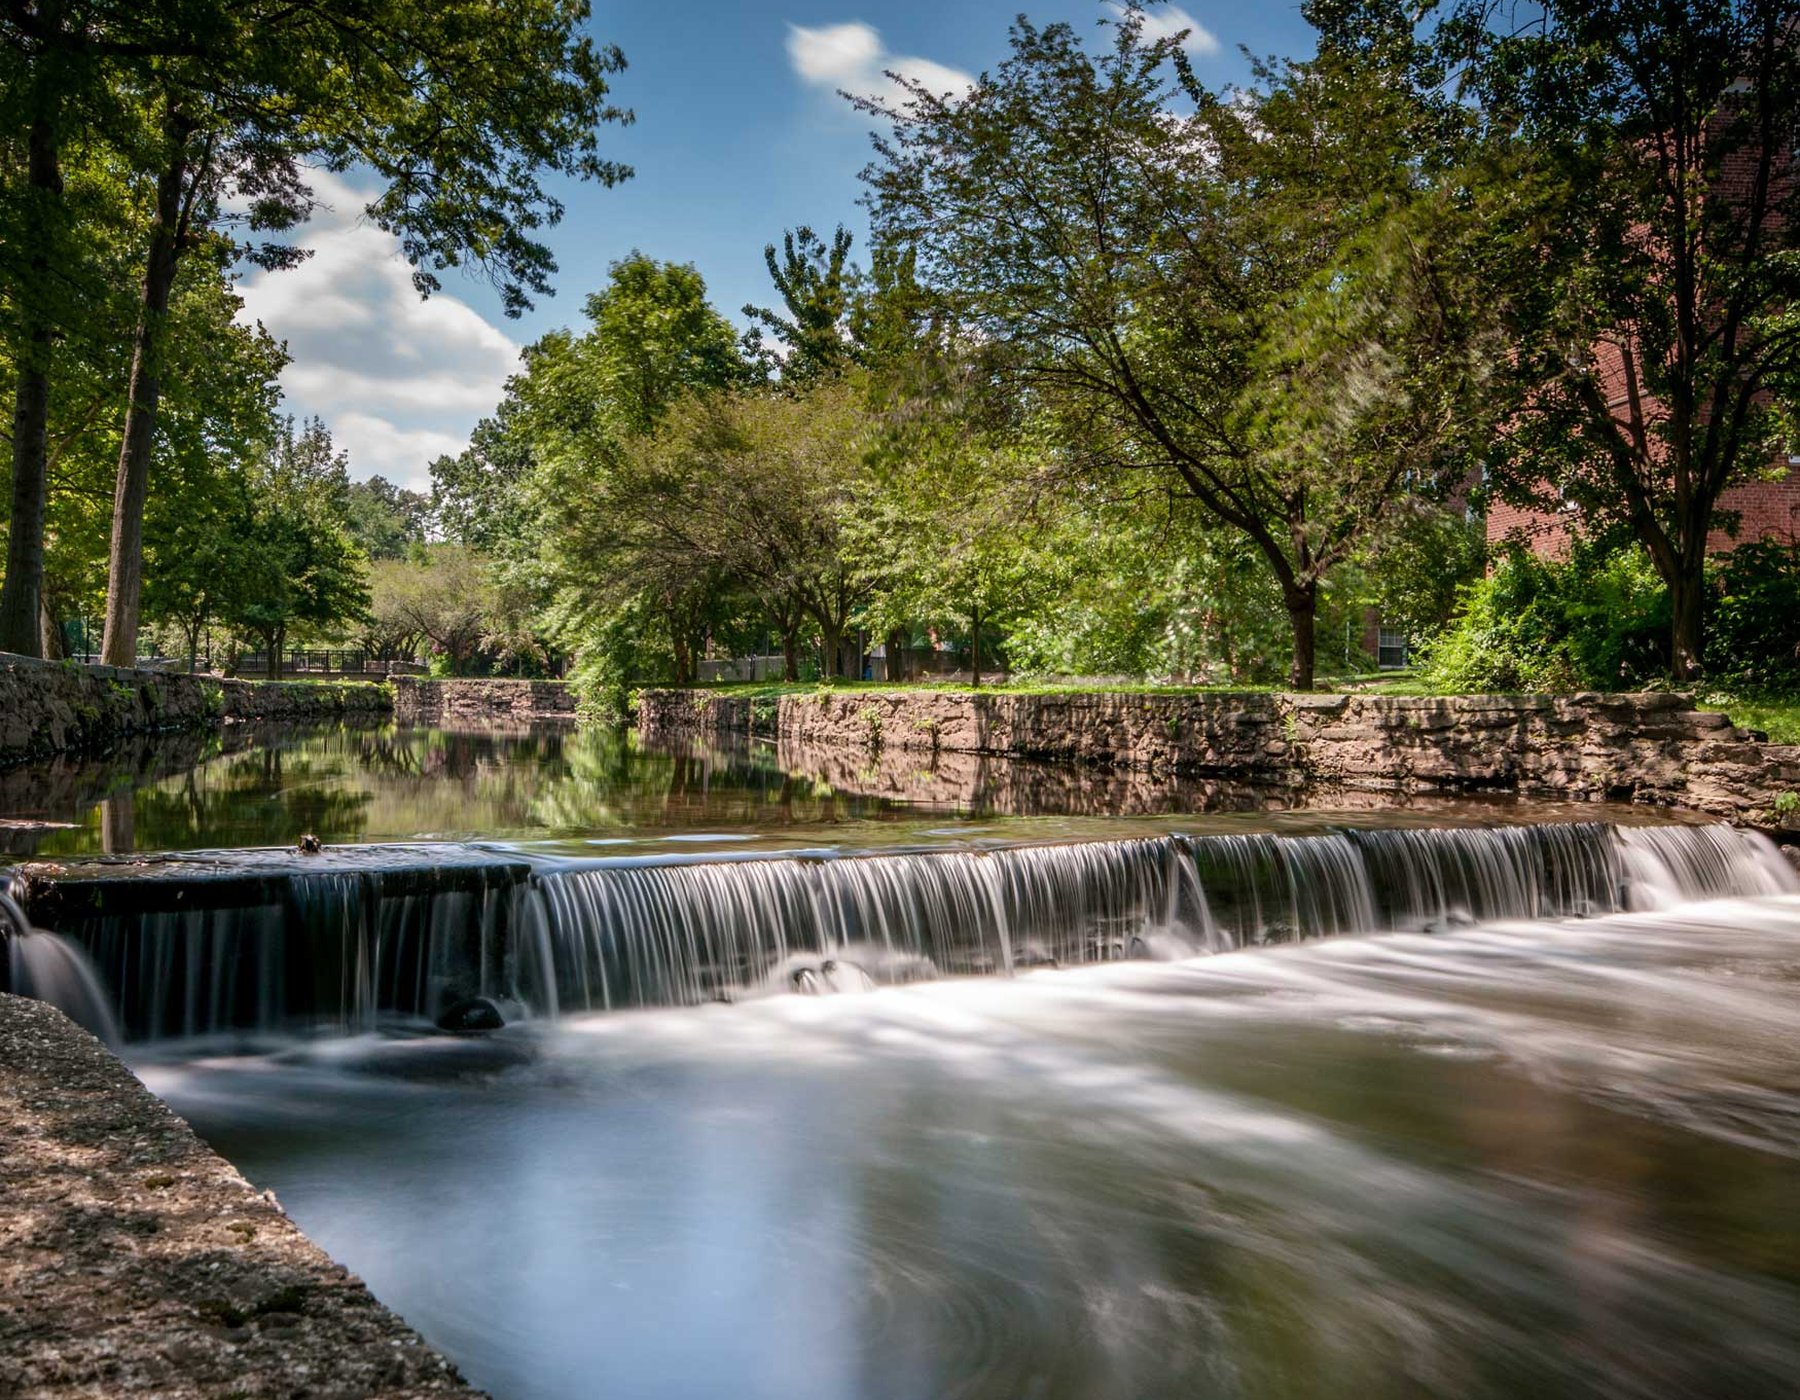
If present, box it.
[0,994,484,1399]
[0,651,390,768]
[391,677,576,725]
[642,688,1800,832]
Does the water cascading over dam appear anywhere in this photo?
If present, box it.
[7,820,1793,1043]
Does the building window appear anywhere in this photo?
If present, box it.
[1377,629,1408,670]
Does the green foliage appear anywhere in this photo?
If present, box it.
[741,225,859,384]
[343,478,431,561]
[1705,541,1800,690]
[365,545,508,675]
[216,420,371,674]
[1419,544,1669,693]
[0,0,634,659]
[1448,0,1800,675]
[563,600,670,724]
[1354,509,1489,644]
[857,8,1501,686]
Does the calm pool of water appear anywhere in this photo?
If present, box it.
[0,721,1694,860]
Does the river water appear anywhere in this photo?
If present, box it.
[144,889,1800,1400]
[0,719,1696,858]
[12,721,1800,1397]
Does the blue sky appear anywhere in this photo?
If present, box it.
[237,2,1320,489]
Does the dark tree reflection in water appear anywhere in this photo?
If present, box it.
[1,719,1714,858]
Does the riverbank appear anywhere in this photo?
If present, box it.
[0,993,483,1399]
[390,676,576,725]
[639,687,1800,833]
[0,651,391,767]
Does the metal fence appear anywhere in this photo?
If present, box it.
[234,651,427,678]
[695,646,996,684]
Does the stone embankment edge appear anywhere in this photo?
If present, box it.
[638,688,1800,834]
[390,676,577,725]
[0,651,391,768]
[0,993,486,1399]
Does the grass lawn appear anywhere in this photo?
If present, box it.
[682,679,1279,700]
[682,672,1461,701]
[1697,691,1800,744]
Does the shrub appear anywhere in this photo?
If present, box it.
[1418,542,1668,692]
[1706,540,1800,690]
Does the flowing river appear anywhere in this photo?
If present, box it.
[99,819,1800,1400]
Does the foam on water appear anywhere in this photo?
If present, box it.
[139,893,1800,1400]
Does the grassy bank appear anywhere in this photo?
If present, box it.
[685,679,1278,701]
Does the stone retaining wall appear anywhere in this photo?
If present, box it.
[0,652,390,767]
[390,677,577,725]
[640,688,1800,832]
[0,994,483,1398]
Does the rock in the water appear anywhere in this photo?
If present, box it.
[436,996,505,1033]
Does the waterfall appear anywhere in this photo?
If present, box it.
[10,822,1796,1043]
[1,887,122,1045]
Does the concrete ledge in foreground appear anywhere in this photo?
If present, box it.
[0,994,485,1399]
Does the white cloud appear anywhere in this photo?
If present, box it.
[234,168,522,491]
[1106,3,1222,56]
[786,21,974,103]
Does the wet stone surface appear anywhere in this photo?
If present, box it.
[0,993,484,1399]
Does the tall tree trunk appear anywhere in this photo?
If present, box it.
[1668,557,1706,683]
[38,595,64,659]
[819,622,843,679]
[0,117,63,658]
[101,138,190,667]
[970,605,983,688]
[781,626,799,682]
[1285,583,1318,692]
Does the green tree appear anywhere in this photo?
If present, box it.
[0,0,632,661]
[1451,0,1800,680]
[372,544,499,675]
[852,408,1052,687]
[432,403,539,558]
[859,6,1499,688]
[742,225,858,384]
[344,477,431,561]
[221,419,369,677]
[137,273,290,668]
[523,255,750,687]
[611,382,876,679]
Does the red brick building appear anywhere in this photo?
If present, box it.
[1487,474,1800,558]
[1486,61,1799,582]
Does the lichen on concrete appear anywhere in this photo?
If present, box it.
[0,994,485,1399]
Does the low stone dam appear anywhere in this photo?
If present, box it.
[6,818,1791,1045]
[7,809,1800,1399]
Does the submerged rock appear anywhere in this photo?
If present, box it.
[436,996,507,1033]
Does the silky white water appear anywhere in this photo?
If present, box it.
[136,827,1800,1400]
[39,819,1789,1041]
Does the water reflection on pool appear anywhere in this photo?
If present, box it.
[0,720,1701,859]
